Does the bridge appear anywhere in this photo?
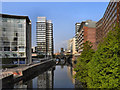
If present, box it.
[55,55,73,66]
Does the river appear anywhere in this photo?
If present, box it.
[13,60,82,88]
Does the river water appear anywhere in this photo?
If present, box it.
[13,61,82,88]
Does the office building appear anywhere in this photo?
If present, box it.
[36,17,53,57]
[96,1,120,46]
[75,20,96,53]
[0,14,31,64]
[75,23,81,53]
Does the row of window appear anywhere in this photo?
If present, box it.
[2,18,25,23]
[0,46,25,51]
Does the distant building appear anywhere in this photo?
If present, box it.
[54,52,60,55]
[0,14,32,64]
[31,46,37,57]
[67,37,76,55]
[36,17,53,57]
[96,1,120,46]
[31,46,37,53]
[75,20,96,53]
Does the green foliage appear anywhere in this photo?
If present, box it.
[74,25,120,88]
[74,41,95,86]
[87,25,120,88]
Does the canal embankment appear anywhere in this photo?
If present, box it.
[1,59,56,88]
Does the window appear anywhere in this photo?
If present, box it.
[14,33,18,37]
[19,46,25,51]
[3,42,10,46]
[11,47,17,51]
[19,53,24,56]
[4,47,10,51]
[13,54,17,57]
[2,18,7,22]
[14,37,18,41]
[2,28,6,32]
[12,42,17,46]
[18,24,22,28]
[0,47,2,51]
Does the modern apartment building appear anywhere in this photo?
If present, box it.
[96,18,103,45]
[75,20,96,53]
[36,17,53,57]
[0,14,32,64]
[96,1,120,45]
[75,23,81,53]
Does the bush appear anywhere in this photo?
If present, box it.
[74,41,95,87]
[87,25,120,88]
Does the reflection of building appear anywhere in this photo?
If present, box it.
[60,48,64,55]
[75,20,96,54]
[67,66,75,84]
[37,69,54,88]
[96,1,120,46]
[0,14,31,64]
[14,80,33,89]
[36,17,53,57]
[67,65,83,88]
[67,37,76,55]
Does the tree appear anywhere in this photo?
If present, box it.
[74,41,95,87]
[87,25,120,88]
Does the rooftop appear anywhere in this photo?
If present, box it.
[0,13,31,22]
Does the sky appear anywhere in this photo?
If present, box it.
[2,2,109,53]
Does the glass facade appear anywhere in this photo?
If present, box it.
[0,17,26,58]
[0,14,31,64]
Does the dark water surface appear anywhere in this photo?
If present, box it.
[14,64,78,88]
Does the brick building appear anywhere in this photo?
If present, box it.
[75,20,96,53]
[96,1,120,46]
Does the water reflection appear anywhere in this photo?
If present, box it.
[13,59,82,88]
[54,66,74,88]
[14,68,54,89]
[33,68,54,88]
